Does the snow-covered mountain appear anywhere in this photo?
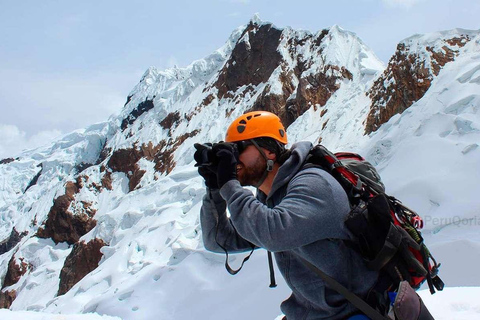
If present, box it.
[0,16,479,319]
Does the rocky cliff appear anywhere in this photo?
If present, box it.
[365,29,478,134]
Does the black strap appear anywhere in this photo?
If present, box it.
[267,251,277,288]
[420,245,436,294]
[214,214,255,275]
[222,244,255,275]
[297,255,389,320]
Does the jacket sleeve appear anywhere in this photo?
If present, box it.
[200,188,256,253]
[219,167,351,252]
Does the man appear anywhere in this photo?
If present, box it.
[195,111,378,319]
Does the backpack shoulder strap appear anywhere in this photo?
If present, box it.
[295,253,389,320]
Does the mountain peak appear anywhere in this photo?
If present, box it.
[250,12,262,26]
[365,28,480,134]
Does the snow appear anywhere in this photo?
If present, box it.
[1,20,480,320]
[419,287,480,320]
[0,310,122,320]
[398,28,480,74]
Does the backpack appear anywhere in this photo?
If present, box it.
[299,145,444,319]
[306,145,443,292]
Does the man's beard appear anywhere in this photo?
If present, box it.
[237,157,266,187]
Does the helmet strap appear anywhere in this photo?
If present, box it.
[250,139,274,188]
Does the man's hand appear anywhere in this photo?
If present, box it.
[212,143,238,188]
[194,143,219,189]
[197,166,219,189]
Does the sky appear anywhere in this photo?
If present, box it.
[0,0,478,159]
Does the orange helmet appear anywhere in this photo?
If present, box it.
[225,111,287,144]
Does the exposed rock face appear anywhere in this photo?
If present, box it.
[106,129,200,191]
[271,64,352,128]
[37,180,96,245]
[215,22,283,99]
[160,111,181,135]
[0,158,15,165]
[107,145,154,191]
[74,162,94,174]
[57,238,105,296]
[0,290,16,309]
[121,99,155,131]
[365,34,471,134]
[0,229,28,255]
[25,164,43,192]
[3,255,30,288]
[209,22,353,129]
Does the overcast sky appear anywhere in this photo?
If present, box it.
[0,0,478,159]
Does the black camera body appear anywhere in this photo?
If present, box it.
[194,143,215,167]
[194,142,239,168]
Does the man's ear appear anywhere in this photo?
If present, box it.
[264,149,276,161]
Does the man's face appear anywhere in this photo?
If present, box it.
[235,144,267,187]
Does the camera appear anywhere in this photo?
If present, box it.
[194,143,215,167]
[194,142,239,168]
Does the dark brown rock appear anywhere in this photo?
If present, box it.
[0,158,15,165]
[58,239,105,296]
[153,130,200,175]
[121,99,155,131]
[105,130,200,189]
[3,256,30,288]
[365,35,471,134]
[101,170,113,191]
[0,229,28,255]
[37,181,96,245]
[107,148,141,175]
[96,146,112,166]
[107,147,146,191]
[25,164,43,192]
[160,111,181,132]
[214,21,283,99]
[0,290,16,309]
[186,25,353,132]
[128,168,147,191]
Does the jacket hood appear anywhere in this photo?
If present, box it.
[267,141,313,199]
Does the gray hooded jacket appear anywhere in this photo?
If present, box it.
[200,141,378,319]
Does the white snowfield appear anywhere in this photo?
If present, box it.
[0,287,479,320]
[0,310,121,320]
[1,18,480,320]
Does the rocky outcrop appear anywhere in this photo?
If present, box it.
[57,238,105,296]
[365,34,472,134]
[214,21,283,100]
[37,180,96,245]
[0,158,15,165]
[0,290,16,309]
[0,229,28,255]
[25,164,43,192]
[107,145,151,191]
[74,162,94,174]
[160,111,181,135]
[1,254,30,308]
[209,22,353,129]
[106,130,200,191]
[2,255,30,288]
[121,99,155,131]
[279,64,351,128]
